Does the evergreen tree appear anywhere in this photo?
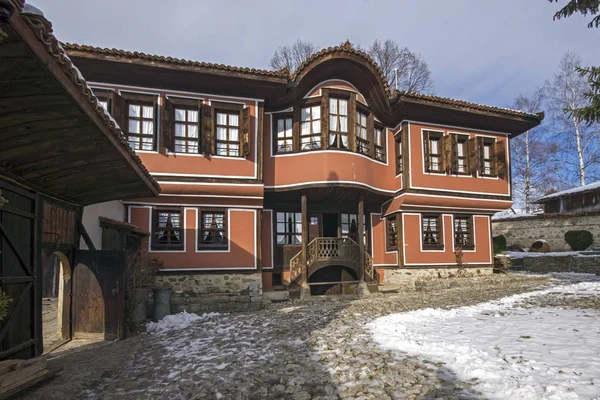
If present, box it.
[550,0,600,28]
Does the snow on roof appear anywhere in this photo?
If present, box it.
[535,180,600,203]
[492,209,541,221]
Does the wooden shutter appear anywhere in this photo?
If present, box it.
[110,91,127,131]
[321,90,329,149]
[493,140,507,178]
[202,104,214,155]
[467,137,480,175]
[441,135,453,172]
[450,134,459,173]
[424,131,431,172]
[162,97,174,152]
[240,107,250,156]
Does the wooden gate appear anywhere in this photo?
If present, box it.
[71,250,125,340]
[0,181,41,360]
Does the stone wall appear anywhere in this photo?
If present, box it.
[493,211,600,252]
[155,272,263,296]
[152,273,267,314]
[510,254,600,274]
[382,267,493,290]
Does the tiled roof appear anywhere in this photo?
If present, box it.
[395,90,544,120]
[291,40,391,96]
[62,43,289,79]
[19,10,160,194]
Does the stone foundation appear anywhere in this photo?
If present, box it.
[155,272,263,296]
[382,267,494,290]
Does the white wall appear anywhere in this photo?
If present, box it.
[80,201,125,250]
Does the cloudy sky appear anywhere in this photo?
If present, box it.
[33,0,599,111]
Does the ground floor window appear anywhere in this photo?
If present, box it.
[386,217,398,251]
[454,215,474,250]
[422,214,443,250]
[199,210,227,250]
[152,208,183,250]
[341,213,366,245]
[276,212,302,245]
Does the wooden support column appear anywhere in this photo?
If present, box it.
[301,193,308,285]
[358,194,365,281]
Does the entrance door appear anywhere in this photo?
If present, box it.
[308,214,321,242]
[72,250,125,340]
[322,214,339,237]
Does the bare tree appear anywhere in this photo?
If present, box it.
[511,88,560,212]
[270,39,317,72]
[546,52,600,186]
[367,39,434,93]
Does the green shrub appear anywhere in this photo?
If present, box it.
[493,235,507,254]
[0,290,12,320]
[564,230,594,251]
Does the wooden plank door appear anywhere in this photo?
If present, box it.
[72,250,125,340]
[0,180,41,360]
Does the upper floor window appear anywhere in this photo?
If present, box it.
[151,208,183,251]
[424,131,443,173]
[481,138,495,176]
[215,111,240,157]
[422,214,443,250]
[276,212,302,245]
[174,108,200,154]
[98,100,109,112]
[276,116,293,153]
[199,210,227,250]
[127,103,155,151]
[396,135,403,175]
[454,215,473,249]
[355,111,369,154]
[329,98,349,149]
[386,217,398,251]
[375,127,385,162]
[451,134,469,174]
[300,106,321,150]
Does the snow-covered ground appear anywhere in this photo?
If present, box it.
[369,275,600,399]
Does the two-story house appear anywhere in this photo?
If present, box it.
[66,42,542,296]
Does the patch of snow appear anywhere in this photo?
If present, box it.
[146,311,219,335]
[492,211,541,221]
[369,280,600,399]
[536,181,600,202]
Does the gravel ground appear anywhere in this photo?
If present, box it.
[23,274,556,400]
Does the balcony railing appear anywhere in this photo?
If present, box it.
[288,237,376,285]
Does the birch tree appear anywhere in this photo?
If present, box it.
[511,89,559,212]
[546,52,600,186]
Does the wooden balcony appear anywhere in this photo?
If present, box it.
[287,237,375,285]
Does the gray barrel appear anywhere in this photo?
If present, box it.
[152,287,172,322]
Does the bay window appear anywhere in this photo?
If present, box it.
[355,111,369,154]
[276,116,293,153]
[300,105,321,150]
[375,127,385,161]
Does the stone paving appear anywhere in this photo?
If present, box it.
[24,274,555,400]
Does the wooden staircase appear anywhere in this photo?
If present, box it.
[286,237,377,286]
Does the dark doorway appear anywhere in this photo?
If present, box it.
[308,265,358,295]
[322,214,338,237]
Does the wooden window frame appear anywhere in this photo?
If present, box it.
[299,103,322,151]
[276,212,302,245]
[94,90,112,114]
[386,217,398,251]
[274,114,294,153]
[151,208,184,251]
[450,133,470,175]
[422,214,443,250]
[215,110,241,157]
[198,209,228,250]
[453,215,474,250]
[126,100,157,151]
[395,135,403,175]
[173,106,201,154]
[328,96,350,150]
[424,131,444,173]
[374,125,386,162]
[480,138,497,177]
[355,109,369,155]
